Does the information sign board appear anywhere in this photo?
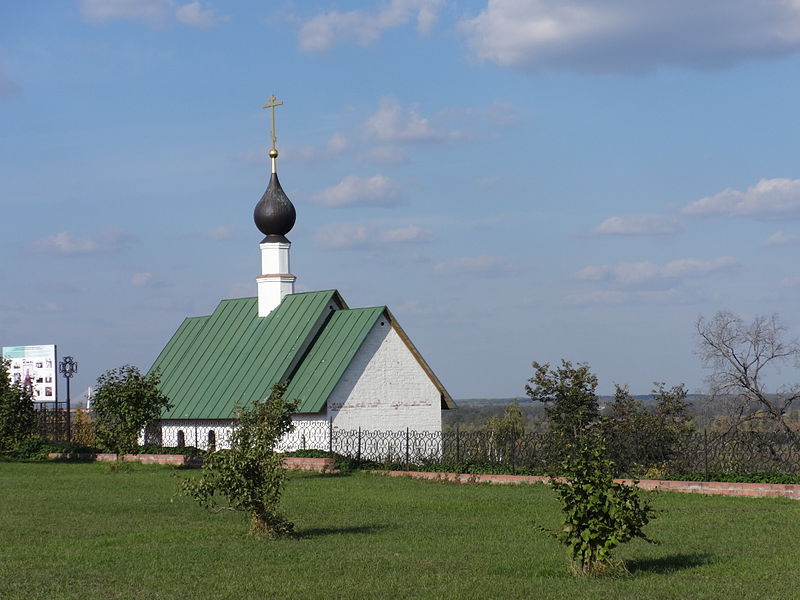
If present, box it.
[2,345,58,403]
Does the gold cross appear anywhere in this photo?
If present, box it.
[261,94,284,150]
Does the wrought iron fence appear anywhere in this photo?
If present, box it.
[36,410,800,479]
[307,426,800,478]
[36,407,94,446]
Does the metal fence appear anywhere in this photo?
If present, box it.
[321,427,800,479]
[37,410,800,479]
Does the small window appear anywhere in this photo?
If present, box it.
[177,430,185,448]
[208,430,216,451]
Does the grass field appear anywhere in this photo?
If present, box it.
[1,462,799,600]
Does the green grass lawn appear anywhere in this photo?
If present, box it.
[1,462,798,600]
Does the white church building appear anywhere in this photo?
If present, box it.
[149,98,454,452]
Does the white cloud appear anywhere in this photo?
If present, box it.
[82,0,169,24]
[298,0,443,52]
[81,0,224,28]
[662,257,738,278]
[363,96,460,143]
[200,224,236,241]
[175,1,224,28]
[130,272,153,286]
[379,224,432,243]
[477,175,500,189]
[592,214,683,236]
[433,255,511,275]
[683,178,800,219]
[314,222,433,249]
[30,226,135,256]
[327,132,349,153]
[314,224,369,249]
[283,133,352,164]
[575,256,738,285]
[459,0,800,73]
[764,231,799,246]
[313,174,400,208]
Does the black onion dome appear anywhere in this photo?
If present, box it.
[253,172,296,242]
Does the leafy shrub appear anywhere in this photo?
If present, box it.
[92,365,172,462]
[679,472,800,484]
[281,449,334,458]
[181,383,298,537]
[12,436,56,460]
[545,433,657,576]
[138,443,202,456]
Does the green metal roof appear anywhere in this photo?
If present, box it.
[151,288,454,419]
[152,290,342,419]
[286,306,386,413]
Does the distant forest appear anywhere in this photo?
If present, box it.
[444,396,702,431]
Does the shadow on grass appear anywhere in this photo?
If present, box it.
[627,552,713,574]
[296,524,391,539]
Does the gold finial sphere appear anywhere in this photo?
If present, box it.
[268,148,279,159]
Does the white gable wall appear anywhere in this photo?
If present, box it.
[327,318,442,433]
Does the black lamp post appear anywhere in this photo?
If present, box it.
[59,356,77,442]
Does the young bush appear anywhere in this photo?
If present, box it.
[92,365,172,463]
[547,432,657,576]
[181,383,299,537]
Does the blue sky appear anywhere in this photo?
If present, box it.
[3,0,800,403]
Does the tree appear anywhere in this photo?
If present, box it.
[546,430,657,576]
[605,383,691,476]
[525,360,599,440]
[484,400,525,462]
[0,359,36,452]
[92,365,172,459]
[181,383,299,537]
[696,311,800,436]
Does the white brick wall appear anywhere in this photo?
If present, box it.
[327,319,442,433]
[157,420,234,450]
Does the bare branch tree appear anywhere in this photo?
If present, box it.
[696,311,800,435]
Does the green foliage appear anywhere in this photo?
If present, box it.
[0,359,36,452]
[181,382,299,537]
[443,399,546,432]
[92,365,172,460]
[547,432,657,576]
[138,443,202,456]
[605,383,692,477]
[10,435,53,460]
[484,400,526,461]
[679,472,800,484]
[526,360,599,441]
[70,408,96,448]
